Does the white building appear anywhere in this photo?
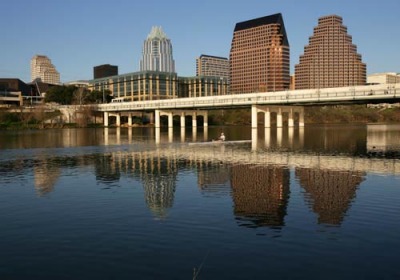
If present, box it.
[31,55,60,85]
[196,54,229,79]
[367,72,400,85]
[140,26,175,73]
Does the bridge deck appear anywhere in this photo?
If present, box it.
[97,84,400,112]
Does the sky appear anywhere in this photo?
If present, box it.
[1,0,399,83]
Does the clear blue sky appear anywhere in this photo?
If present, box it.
[1,0,399,83]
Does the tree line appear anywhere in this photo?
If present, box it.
[44,85,113,105]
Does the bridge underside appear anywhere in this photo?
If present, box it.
[103,105,305,129]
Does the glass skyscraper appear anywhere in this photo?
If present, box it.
[140,26,175,73]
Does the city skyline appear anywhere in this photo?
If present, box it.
[1,0,399,83]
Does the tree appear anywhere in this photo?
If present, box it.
[86,90,112,104]
[44,85,77,105]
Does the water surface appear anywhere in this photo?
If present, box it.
[0,125,399,279]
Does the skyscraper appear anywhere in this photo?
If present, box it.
[196,55,229,79]
[30,55,60,85]
[229,13,290,94]
[295,15,366,90]
[140,26,175,73]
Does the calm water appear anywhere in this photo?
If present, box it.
[0,125,399,280]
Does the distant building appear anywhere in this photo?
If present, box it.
[229,13,290,94]
[93,64,118,79]
[178,76,229,98]
[64,80,91,88]
[196,55,229,79]
[295,15,366,90]
[30,55,60,85]
[140,26,175,73]
[92,71,178,101]
[90,71,229,101]
[367,73,400,85]
[0,78,31,96]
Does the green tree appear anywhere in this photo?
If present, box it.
[44,85,77,105]
[86,90,112,104]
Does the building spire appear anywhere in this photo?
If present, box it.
[147,26,167,40]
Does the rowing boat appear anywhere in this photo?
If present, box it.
[188,140,251,145]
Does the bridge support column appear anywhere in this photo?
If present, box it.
[155,110,160,128]
[299,109,305,127]
[128,113,132,126]
[104,112,109,127]
[277,108,283,128]
[251,105,258,129]
[180,112,185,128]
[264,108,271,128]
[192,112,197,127]
[203,112,208,127]
[288,109,294,127]
[116,113,121,127]
[168,112,173,128]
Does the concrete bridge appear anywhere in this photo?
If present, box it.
[97,83,400,128]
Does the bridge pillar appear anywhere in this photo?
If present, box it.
[264,108,271,128]
[251,105,258,128]
[203,112,208,127]
[277,108,283,128]
[299,109,305,127]
[180,112,185,128]
[168,112,173,128]
[192,112,197,127]
[128,113,132,126]
[104,112,109,127]
[155,110,160,128]
[116,113,121,127]
[288,109,294,127]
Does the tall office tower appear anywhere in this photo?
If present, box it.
[93,64,118,79]
[140,26,175,73]
[30,55,60,84]
[295,15,366,90]
[196,55,229,79]
[229,13,290,94]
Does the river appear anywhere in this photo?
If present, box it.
[0,124,399,279]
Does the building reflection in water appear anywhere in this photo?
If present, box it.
[95,154,121,183]
[231,164,290,228]
[295,168,365,225]
[34,160,61,196]
[130,153,178,219]
[197,162,231,197]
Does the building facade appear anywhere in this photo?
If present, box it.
[229,13,290,94]
[367,73,400,85]
[30,55,60,85]
[178,76,229,98]
[196,55,229,79]
[140,26,175,73]
[295,15,366,90]
[92,71,178,101]
[94,64,118,79]
[90,71,229,101]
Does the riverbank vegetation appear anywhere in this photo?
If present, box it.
[208,105,400,125]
